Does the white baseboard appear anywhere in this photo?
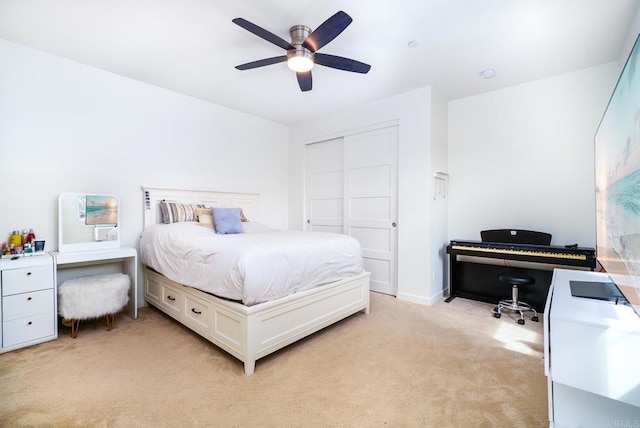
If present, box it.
[396,289,444,306]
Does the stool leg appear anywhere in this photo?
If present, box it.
[531,307,539,322]
[106,313,116,331]
[512,284,525,324]
[71,319,80,338]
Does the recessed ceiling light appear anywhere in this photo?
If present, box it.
[407,40,419,48]
[479,69,496,79]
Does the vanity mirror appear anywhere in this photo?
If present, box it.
[58,192,120,252]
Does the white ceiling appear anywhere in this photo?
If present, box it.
[0,0,637,125]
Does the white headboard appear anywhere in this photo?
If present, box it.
[142,186,259,228]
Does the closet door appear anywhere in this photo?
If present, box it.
[305,138,344,233]
[305,126,398,296]
[345,127,398,295]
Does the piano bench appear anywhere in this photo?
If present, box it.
[493,274,539,325]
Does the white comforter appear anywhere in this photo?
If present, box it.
[139,222,364,306]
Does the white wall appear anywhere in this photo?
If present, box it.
[429,90,449,300]
[620,8,640,67]
[0,39,289,305]
[448,63,619,247]
[289,87,449,305]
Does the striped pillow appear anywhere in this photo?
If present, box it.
[159,202,202,224]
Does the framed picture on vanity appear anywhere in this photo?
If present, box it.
[85,195,118,226]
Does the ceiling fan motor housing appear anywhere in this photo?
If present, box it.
[287,25,314,63]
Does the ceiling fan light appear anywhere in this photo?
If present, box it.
[287,56,314,72]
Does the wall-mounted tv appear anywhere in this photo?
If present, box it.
[594,34,640,316]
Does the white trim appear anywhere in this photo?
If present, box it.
[142,186,259,227]
[396,290,440,306]
[302,119,399,145]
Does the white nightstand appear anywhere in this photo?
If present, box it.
[0,254,57,353]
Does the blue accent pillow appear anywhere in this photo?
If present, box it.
[211,207,244,235]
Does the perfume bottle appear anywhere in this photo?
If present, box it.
[9,230,21,247]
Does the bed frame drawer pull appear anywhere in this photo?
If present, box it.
[167,295,176,301]
[191,308,202,315]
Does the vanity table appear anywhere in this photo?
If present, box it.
[54,192,137,319]
[51,247,137,319]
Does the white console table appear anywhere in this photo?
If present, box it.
[544,268,640,427]
[50,247,138,319]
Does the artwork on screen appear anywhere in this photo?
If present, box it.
[85,195,118,226]
[594,34,640,316]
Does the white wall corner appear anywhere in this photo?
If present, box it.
[396,289,444,306]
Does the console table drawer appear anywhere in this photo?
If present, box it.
[3,289,54,321]
[2,265,53,296]
[3,312,55,348]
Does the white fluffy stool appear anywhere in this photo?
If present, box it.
[58,273,130,338]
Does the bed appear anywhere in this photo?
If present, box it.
[140,186,370,375]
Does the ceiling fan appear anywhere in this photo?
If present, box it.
[232,11,371,92]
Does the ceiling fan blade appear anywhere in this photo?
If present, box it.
[314,53,371,74]
[232,18,293,50]
[297,71,312,92]
[235,56,287,70]
[303,11,352,52]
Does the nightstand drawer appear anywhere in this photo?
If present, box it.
[2,265,53,296]
[3,289,54,321]
[3,312,55,348]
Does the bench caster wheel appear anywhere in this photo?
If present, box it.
[494,312,501,319]
[518,319,525,325]
[532,316,539,322]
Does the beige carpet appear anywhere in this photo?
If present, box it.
[0,293,548,427]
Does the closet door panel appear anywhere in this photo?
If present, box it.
[350,165,392,192]
[305,138,344,231]
[350,197,391,220]
[345,126,398,295]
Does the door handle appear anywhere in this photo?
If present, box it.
[392,222,397,227]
